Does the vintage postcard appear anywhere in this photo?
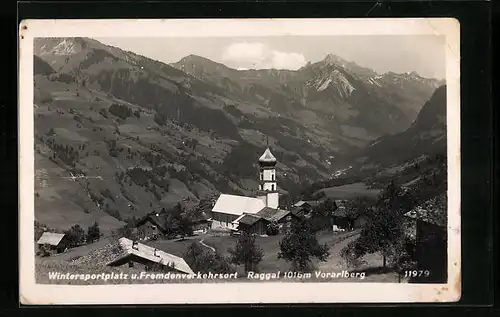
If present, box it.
[19,18,461,304]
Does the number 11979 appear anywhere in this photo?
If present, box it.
[404,270,430,278]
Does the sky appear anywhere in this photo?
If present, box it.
[95,35,446,80]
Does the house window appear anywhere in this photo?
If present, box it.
[271,184,275,191]
[272,174,275,181]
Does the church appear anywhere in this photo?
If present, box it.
[210,147,296,235]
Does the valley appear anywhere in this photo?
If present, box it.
[33,36,445,236]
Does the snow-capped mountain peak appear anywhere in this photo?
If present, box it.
[308,68,356,98]
[51,38,80,55]
[36,37,83,56]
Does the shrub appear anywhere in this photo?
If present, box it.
[86,221,101,244]
[228,232,264,274]
[38,244,53,257]
[278,220,330,272]
[266,221,280,236]
[109,103,132,120]
[64,225,86,248]
[184,242,233,274]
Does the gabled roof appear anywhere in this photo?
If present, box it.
[293,201,307,207]
[136,214,166,232]
[293,200,321,208]
[107,238,194,275]
[212,194,266,216]
[37,232,66,246]
[232,214,246,224]
[238,214,262,226]
[332,206,348,217]
[259,148,277,163]
[256,207,291,222]
[404,194,447,227]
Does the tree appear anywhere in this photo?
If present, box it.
[38,244,53,257]
[163,203,193,239]
[266,221,279,236]
[343,197,371,229]
[64,224,85,248]
[228,232,264,274]
[164,203,183,235]
[34,221,47,242]
[278,220,330,272]
[114,222,137,240]
[340,182,409,268]
[184,242,233,274]
[86,221,101,244]
[310,198,337,232]
[390,235,417,282]
[178,215,193,240]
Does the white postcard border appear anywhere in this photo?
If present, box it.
[19,18,461,304]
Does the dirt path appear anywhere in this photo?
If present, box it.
[199,239,216,252]
[316,233,360,271]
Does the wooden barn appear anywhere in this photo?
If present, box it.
[136,213,167,239]
[107,237,194,274]
[292,200,321,218]
[234,208,299,235]
[235,214,269,235]
[404,194,447,283]
[331,205,351,231]
[36,232,68,254]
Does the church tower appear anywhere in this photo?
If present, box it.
[257,147,279,209]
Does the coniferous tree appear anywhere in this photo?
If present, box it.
[86,221,101,244]
[64,224,85,248]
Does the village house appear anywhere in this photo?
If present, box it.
[107,237,195,274]
[36,232,69,254]
[404,193,447,283]
[331,204,350,231]
[291,200,322,218]
[191,217,210,233]
[235,207,300,235]
[135,212,167,239]
[331,200,370,231]
[210,147,295,235]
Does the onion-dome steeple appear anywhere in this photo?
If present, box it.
[259,148,277,166]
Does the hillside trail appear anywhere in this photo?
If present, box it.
[315,232,399,282]
[316,233,360,271]
[199,239,216,252]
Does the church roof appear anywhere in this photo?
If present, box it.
[259,148,277,163]
[212,194,266,216]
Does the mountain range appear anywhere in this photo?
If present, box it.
[32,37,446,234]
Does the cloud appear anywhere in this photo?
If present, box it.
[221,42,306,70]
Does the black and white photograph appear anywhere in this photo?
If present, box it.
[19,18,461,304]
